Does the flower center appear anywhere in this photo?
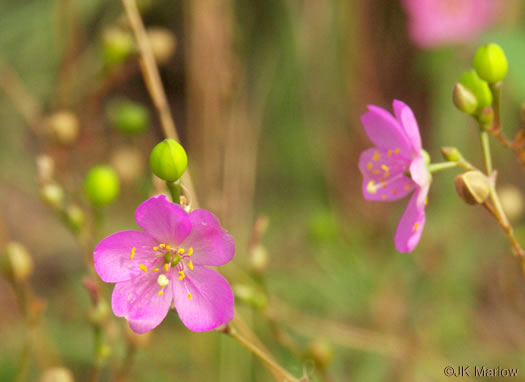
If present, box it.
[130,243,194,299]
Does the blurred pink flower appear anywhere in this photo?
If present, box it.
[359,100,430,253]
[402,0,499,48]
[94,195,235,333]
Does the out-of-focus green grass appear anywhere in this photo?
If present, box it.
[1,1,525,381]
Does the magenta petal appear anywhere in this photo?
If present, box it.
[394,185,429,253]
[94,231,158,283]
[359,148,415,202]
[392,100,421,153]
[182,209,235,266]
[172,265,234,332]
[135,195,191,245]
[361,106,411,154]
[409,155,430,189]
[112,272,173,334]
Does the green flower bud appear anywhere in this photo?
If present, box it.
[89,298,110,326]
[1,242,34,283]
[440,147,462,162]
[149,139,188,182]
[305,340,333,369]
[473,43,508,84]
[147,27,176,65]
[107,99,150,135]
[84,166,120,206]
[45,111,80,145]
[454,171,490,205]
[102,27,135,68]
[40,367,75,382]
[40,183,65,210]
[453,83,478,115]
[459,70,493,111]
[65,204,85,233]
[249,244,268,274]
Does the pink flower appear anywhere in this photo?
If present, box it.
[402,0,499,48]
[94,195,234,333]
[359,100,430,253]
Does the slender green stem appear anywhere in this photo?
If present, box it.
[222,324,300,382]
[166,181,181,204]
[490,82,502,131]
[428,162,459,173]
[480,131,493,174]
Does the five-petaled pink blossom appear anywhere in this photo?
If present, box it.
[402,0,499,48]
[94,195,235,333]
[359,100,430,253]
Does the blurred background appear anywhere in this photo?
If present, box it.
[1,0,525,381]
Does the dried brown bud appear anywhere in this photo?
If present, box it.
[498,185,524,221]
[454,171,490,205]
[45,111,80,145]
[305,340,333,369]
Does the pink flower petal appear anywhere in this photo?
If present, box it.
[134,195,191,245]
[112,272,173,334]
[394,184,429,253]
[361,106,412,154]
[392,100,421,153]
[94,230,158,283]
[181,209,235,266]
[409,155,431,189]
[172,265,234,332]
[359,148,415,202]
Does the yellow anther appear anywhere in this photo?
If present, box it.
[157,274,169,288]
[404,184,410,190]
[368,162,373,170]
[380,178,385,183]
[179,271,185,280]
[188,292,193,300]
[395,148,400,154]
[387,150,393,156]
[381,194,387,200]
[413,223,419,231]
[158,290,164,296]
[188,261,194,270]
[373,152,380,161]
[153,268,159,272]
[177,248,185,254]
[139,264,148,273]
[164,263,170,272]
[366,180,377,194]
[425,198,428,205]
[381,164,389,172]
[187,248,193,256]
[372,169,380,175]
[153,246,158,251]
[166,245,171,250]
[160,243,166,248]
[130,247,136,260]
[392,189,397,195]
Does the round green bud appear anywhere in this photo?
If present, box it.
[473,43,508,84]
[84,166,120,206]
[440,147,462,162]
[459,70,493,111]
[149,139,188,182]
[102,27,135,68]
[40,183,65,210]
[107,99,150,135]
[453,83,478,115]
[65,204,85,233]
